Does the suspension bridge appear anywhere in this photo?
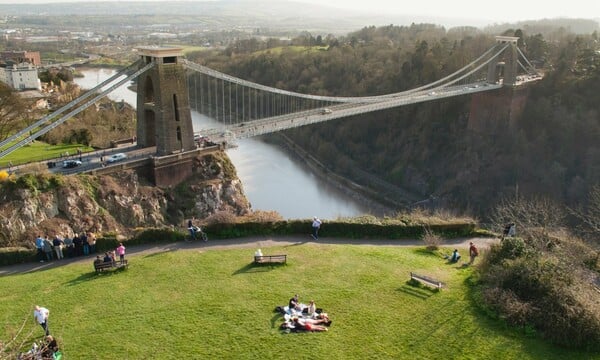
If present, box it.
[0,35,540,185]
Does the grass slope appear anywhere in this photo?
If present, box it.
[0,244,594,359]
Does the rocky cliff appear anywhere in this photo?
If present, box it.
[0,151,250,247]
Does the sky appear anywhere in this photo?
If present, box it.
[0,0,598,24]
[300,0,600,23]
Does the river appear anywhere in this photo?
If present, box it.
[74,68,374,220]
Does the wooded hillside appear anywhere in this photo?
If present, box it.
[190,24,600,218]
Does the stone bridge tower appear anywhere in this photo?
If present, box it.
[135,46,201,187]
[486,36,519,87]
[470,36,529,133]
[136,46,195,156]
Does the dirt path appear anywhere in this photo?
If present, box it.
[0,235,499,276]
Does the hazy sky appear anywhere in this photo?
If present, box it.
[0,0,598,24]
[310,0,600,23]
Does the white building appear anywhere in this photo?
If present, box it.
[0,63,41,90]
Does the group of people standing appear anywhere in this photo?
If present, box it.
[34,232,97,262]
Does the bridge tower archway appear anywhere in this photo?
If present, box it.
[135,46,195,156]
[487,36,519,86]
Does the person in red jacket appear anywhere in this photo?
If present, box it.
[469,242,479,265]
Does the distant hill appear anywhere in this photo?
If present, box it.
[0,0,553,32]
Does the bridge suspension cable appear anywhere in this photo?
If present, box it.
[435,43,510,89]
[516,47,539,75]
[184,42,507,107]
[0,60,144,151]
[0,62,154,159]
[381,43,509,96]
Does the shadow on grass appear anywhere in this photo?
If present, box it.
[397,283,436,299]
[64,271,103,286]
[142,247,180,258]
[270,312,284,328]
[232,262,285,275]
[412,248,441,258]
[285,240,308,247]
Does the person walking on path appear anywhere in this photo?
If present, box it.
[469,242,479,265]
[311,217,322,240]
[33,305,50,335]
[116,243,126,265]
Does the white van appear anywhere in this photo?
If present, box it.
[107,153,127,163]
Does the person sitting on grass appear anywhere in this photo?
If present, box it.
[289,294,301,311]
[450,249,461,263]
[306,300,316,317]
[41,335,59,359]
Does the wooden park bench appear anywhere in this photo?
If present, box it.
[410,272,443,289]
[95,260,129,273]
[254,254,287,264]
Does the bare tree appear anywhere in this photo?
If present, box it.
[0,83,26,143]
[0,313,37,360]
[570,184,600,239]
[490,195,566,240]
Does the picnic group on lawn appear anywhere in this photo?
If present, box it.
[277,294,332,332]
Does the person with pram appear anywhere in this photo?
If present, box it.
[187,219,207,241]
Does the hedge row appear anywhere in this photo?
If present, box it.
[0,221,476,267]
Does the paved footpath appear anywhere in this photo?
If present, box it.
[0,235,499,276]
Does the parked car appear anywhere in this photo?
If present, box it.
[107,153,127,163]
[62,160,82,168]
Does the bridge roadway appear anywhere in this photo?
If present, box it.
[53,143,225,176]
[203,81,502,143]
[47,144,153,176]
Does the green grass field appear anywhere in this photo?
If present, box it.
[254,45,329,55]
[0,141,93,168]
[0,243,595,359]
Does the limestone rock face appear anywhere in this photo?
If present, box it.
[0,152,250,247]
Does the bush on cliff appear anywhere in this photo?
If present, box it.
[476,235,600,350]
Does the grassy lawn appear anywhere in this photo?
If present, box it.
[0,243,594,359]
[0,141,93,167]
[254,45,329,55]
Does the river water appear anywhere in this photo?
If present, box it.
[74,68,373,220]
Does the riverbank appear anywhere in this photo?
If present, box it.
[270,133,417,216]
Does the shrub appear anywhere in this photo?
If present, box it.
[476,233,600,350]
[205,211,237,225]
[0,170,9,182]
[422,227,442,250]
[129,228,184,245]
